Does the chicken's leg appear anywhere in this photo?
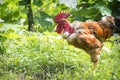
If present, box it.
[93,62,97,71]
[91,51,100,71]
[90,48,101,71]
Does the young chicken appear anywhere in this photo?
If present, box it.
[54,11,120,70]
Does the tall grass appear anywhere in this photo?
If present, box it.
[0,24,120,80]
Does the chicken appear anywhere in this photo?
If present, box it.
[54,11,120,70]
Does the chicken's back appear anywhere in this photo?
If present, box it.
[71,21,113,42]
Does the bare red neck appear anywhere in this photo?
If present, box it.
[63,22,74,34]
[56,21,75,34]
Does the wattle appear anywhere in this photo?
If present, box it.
[56,20,75,34]
[56,25,63,34]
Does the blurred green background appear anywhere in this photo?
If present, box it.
[0,0,120,80]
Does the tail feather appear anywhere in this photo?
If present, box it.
[114,16,120,33]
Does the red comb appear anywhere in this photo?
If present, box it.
[54,11,70,23]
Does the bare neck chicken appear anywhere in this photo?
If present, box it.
[54,11,120,70]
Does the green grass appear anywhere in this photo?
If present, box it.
[0,25,120,80]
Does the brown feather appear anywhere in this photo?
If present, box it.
[54,12,117,70]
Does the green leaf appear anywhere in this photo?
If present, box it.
[0,0,5,4]
[98,6,111,16]
[13,11,20,18]
[18,0,27,6]
[59,0,77,9]
[103,0,114,2]
[34,11,53,31]
[0,23,3,28]
[33,0,43,7]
